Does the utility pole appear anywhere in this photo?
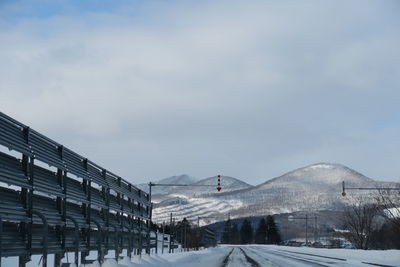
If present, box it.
[145,176,223,254]
[305,214,308,246]
[184,221,187,251]
[169,213,173,253]
[162,221,165,254]
[288,214,317,247]
[173,218,176,253]
[314,216,318,242]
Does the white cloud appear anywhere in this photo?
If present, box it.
[0,0,399,184]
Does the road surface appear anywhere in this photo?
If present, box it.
[221,246,354,267]
[79,245,400,267]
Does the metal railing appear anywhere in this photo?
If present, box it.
[0,112,154,266]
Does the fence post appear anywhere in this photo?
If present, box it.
[32,210,48,267]
[162,222,165,254]
[0,215,2,267]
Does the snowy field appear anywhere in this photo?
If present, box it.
[2,245,399,266]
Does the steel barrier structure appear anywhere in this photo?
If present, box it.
[0,112,155,266]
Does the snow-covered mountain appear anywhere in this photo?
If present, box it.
[150,163,399,226]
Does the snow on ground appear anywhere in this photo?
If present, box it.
[79,247,230,267]
[2,245,399,266]
[85,245,399,267]
[258,245,400,267]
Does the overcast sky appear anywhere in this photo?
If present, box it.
[0,0,399,185]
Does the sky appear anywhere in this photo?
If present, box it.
[0,0,399,185]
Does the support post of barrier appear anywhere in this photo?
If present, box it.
[138,219,142,255]
[65,216,80,266]
[110,223,119,261]
[80,251,88,265]
[19,255,30,267]
[90,219,103,264]
[32,210,48,267]
[54,254,63,267]
[127,184,133,259]
[162,222,165,254]
[102,169,110,256]
[146,218,150,254]
[155,231,158,254]
[27,155,35,256]
[0,215,2,267]
[127,223,132,259]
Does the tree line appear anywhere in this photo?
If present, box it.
[222,215,282,244]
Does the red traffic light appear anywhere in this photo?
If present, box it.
[217,175,221,191]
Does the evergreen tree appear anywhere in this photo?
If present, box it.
[231,223,240,244]
[240,219,253,244]
[254,218,267,244]
[266,215,282,244]
[222,218,232,243]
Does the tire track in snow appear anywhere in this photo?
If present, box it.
[221,248,234,267]
[241,247,280,267]
[221,247,261,267]
[239,247,261,267]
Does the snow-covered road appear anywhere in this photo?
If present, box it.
[99,245,399,267]
[11,245,394,267]
[158,245,399,267]
[220,246,365,267]
[236,246,349,267]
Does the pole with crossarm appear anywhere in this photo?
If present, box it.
[341,181,400,197]
[147,175,223,253]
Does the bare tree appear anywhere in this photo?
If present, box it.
[342,202,380,249]
[375,187,400,232]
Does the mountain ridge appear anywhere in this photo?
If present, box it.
[150,163,399,226]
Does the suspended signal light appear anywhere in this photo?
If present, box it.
[217,175,222,192]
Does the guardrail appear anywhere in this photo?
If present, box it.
[0,112,154,266]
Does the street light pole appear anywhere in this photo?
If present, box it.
[169,213,173,254]
[305,214,308,246]
[314,215,318,242]
[146,177,222,254]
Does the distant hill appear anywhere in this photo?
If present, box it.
[150,163,399,226]
[171,175,253,197]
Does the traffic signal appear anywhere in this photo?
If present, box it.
[217,175,221,192]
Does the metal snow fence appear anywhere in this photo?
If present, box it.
[0,112,154,267]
